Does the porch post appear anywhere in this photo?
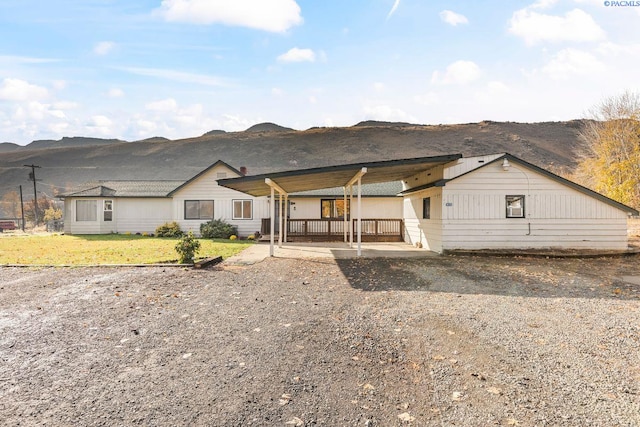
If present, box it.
[284,194,289,243]
[349,184,353,248]
[278,193,283,248]
[357,176,362,256]
[343,187,347,243]
[270,186,275,257]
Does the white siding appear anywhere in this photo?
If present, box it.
[112,198,172,234]
[439,161,630,251]
[443,154,504,179]
[171,164,267,236]
[403,188,443,252]
[290,197,402,219]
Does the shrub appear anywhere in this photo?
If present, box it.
[156,221,183,238]
[175,232,201,264]
[200,219,237,239]
[247,234,255,240]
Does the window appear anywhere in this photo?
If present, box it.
[321,199,349,219]
[233,200,253,220]
[104,200,113,222]
[422,197,431,219]
[76,200,97,222]
[185,200,214,220]
[506,195,525,218]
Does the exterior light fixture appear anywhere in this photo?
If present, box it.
[502,158,510,171]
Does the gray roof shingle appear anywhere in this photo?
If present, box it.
[61,181,183,198]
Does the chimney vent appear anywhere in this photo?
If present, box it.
[240,166,248,176]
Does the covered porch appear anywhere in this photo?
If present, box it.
[218,154,462,256]
[260,218,404,242]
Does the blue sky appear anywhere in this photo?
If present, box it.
[1,0,639,145]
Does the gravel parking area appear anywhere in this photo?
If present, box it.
[1,254,639,426]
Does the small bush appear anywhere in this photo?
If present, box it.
[247,234,255,240]
[229,235,237,240]
[200,219,237,239]
[156,221,183,238]
[175,232,201,264]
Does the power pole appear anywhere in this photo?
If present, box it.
[24,164,41,226]
[19,185,25,232]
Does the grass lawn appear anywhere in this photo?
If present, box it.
[0,234,253,265]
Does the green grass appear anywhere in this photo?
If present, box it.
[0,234,253,265]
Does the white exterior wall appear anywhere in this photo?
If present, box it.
[403,188,443,252]
[289,197,402,219]
[439,161,630,251]
[112,198,172,234]
[171,164,267,237]
[64,197,172,234]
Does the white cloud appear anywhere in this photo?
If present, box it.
[146,98,178,112]
[414,91,439,105]
[439,10,469,26]
[277,47,316,63]
[0,78,49,101]
[363,104,416,123]
[431,60,481,85]
[52,101,79,110]
[157,0,303,33]
[119,67,229,87]
[52,80,67,90]
[272,87,284,96]
[387,0,401,20]
[509,8,605,45]
[373,82,385,92]
[94,41,115,56]
[108,88,125,98]
[309,96,317,104]
[87,115,114,135]
[531,0,559,9]
[541,48,606,79]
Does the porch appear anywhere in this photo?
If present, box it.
[261,218,404,242]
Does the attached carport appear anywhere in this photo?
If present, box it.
[218,154,462,256]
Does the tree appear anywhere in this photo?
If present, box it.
[0,191,20,218]
[576,91,640,210]
[24,195,59,224]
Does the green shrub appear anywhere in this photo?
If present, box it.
[200,219,237,239]
[175,232,201,264]
[156,221,183,238]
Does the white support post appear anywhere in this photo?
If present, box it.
[349,184,353,248]
[266,178,288,256]
[357,176,362,256]
[284,194,288,243]
[270,186,275,257]
[343,187,347,243]
[345,167,367,253]
[278,193,283,248]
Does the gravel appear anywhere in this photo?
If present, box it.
[1,255,639,426]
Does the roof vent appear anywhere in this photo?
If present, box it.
[240,166,248,176]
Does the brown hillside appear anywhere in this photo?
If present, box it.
[0,120,585,206]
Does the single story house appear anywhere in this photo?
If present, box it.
[61,153,638,253]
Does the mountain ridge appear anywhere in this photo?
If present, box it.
[0,120,586,213]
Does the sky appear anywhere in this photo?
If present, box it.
[1,0,640,145]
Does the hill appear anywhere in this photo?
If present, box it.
[0,120,585,209]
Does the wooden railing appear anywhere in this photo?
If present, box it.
[261,218,403,242]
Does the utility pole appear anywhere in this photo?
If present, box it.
[19,185,25,232]
[23,164,41,226]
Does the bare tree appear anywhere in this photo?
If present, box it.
[576,91,640,209]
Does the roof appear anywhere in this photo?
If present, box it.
[290,181,403,197]
[218,154,463,197]
[401,153,638,215]
[60,180,183,198]
[167,160,242,196]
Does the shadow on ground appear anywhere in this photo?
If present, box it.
[335,254,640,300]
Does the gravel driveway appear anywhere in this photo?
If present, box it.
[1,255,639,426]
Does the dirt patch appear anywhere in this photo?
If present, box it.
[1,255,639,426]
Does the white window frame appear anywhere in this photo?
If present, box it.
[506,195,525,218]
[76,200,97,222]
[104,200,113,222]
[233,199,253,220]
[184,200,214,220]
